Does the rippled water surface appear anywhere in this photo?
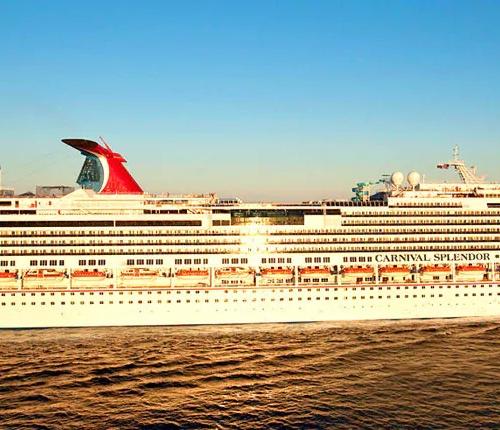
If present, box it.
[0,319,499,429]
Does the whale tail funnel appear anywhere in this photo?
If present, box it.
[62,138,143,194]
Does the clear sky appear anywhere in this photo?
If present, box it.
[1,0,499,201]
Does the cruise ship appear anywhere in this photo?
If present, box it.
[0,139,499,328]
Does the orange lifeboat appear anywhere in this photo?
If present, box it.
[24,269,65,280]
[121,268,159,278]
[176,269,209,278]
[299,267,331,275]
[72,270,106,278]
[341,267,374,275]
[260,268,293,277]
[420,265,451,273]
[0,271,17,281]
[379,266,410,274]
[216,267,253,278]
[456,264,486,272]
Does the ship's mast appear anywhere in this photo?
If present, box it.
[436,145,484,184]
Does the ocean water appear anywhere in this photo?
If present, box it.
[0,319,498,429]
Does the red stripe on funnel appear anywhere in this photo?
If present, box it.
[62,139,143,194]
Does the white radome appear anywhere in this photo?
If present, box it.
[407,171,421,187]
[391,171,405,187]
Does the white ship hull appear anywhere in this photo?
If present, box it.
[1,140,499,328]
[1,282,498,329]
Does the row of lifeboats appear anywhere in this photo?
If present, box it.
[341,264,488,274]
[0,264,494,285]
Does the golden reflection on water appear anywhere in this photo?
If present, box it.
[0,319,498,429]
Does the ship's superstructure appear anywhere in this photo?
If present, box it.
[0,140,499,328]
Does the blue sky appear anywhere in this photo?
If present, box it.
[1,0,499,200]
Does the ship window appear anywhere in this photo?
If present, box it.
[175,259,182,265]
[30,260,37,266]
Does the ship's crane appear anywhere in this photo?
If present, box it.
[351,178,386,202]
[437,145,485,184]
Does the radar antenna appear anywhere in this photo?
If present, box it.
[436,145,484,184]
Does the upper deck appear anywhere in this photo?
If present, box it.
[0,140,498,222]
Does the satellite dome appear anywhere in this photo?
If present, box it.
[407,171,421,187]
[390,171,404,187]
